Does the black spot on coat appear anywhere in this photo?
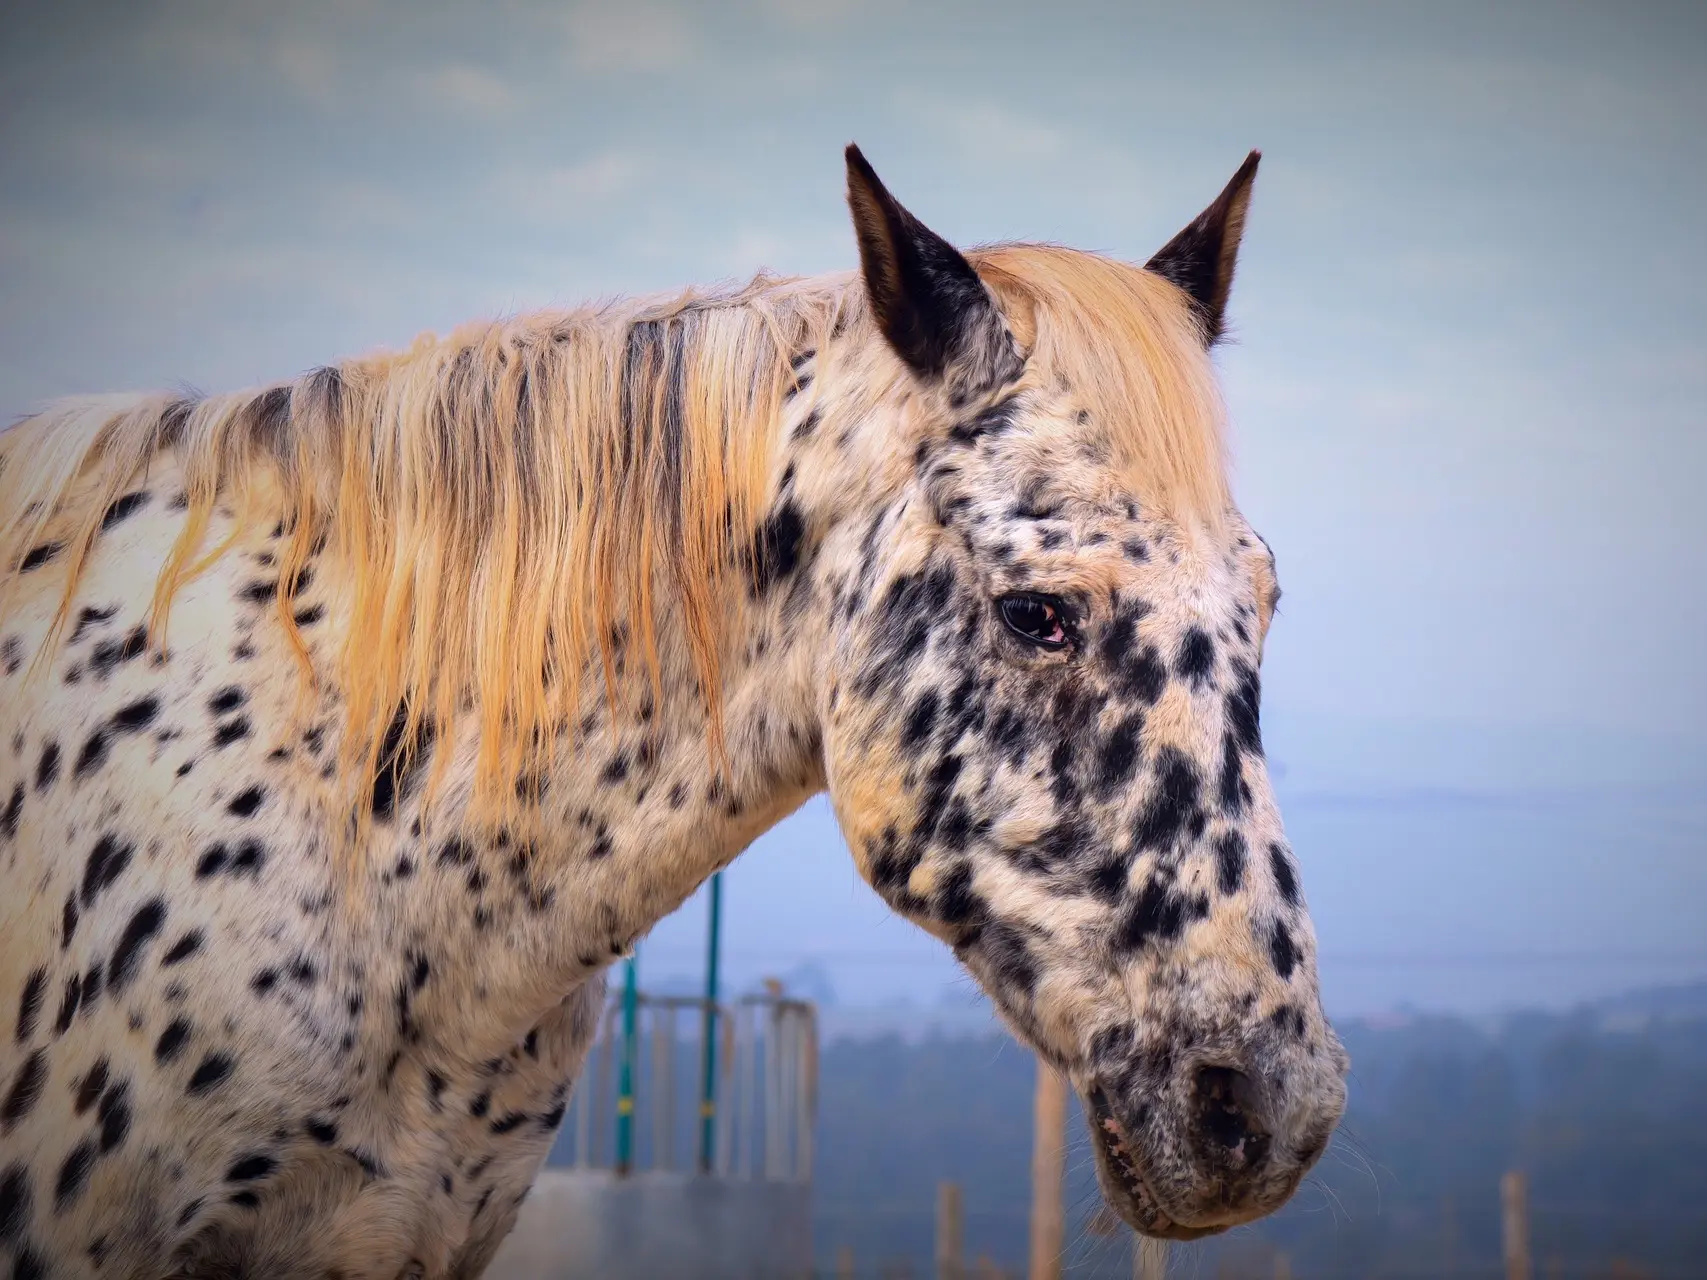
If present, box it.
[1093,715,1143,797]
[73,728,110,778]
[0,1161,29,1242]
[54,1138,97,1209]
[100,492,149,531]
[1083,855,1130,904]
[750,500,807,594]
[161,930,202,966]
[13,969,45,1044]
[227,1153,276,1181]
[974,921,1038,999]
[229,839,265,875]
[1,1050,48,1131]
[1269,921,1298,980]
[1226,662,1263,755]
[371,705,433,820]
[18,542,63,574]
[0,785,21,842]
[81,834,133,907]
[934,861,986,934]
[34,742,60,793]
[97,1079,130,1151]
[52,975,81,1035]
[1269,843,1300,906]
[89,626,148,677]
[901,691,939,751]
[1115,879,1187,955]
[110,696,160,734]
[208,687,245,715]
[948,395,1019,445]
[1175,627,1215,686]
[109,898,166,991]
[1090,1023,1136,1064]
[186,1052,234,1095]
[155,1018,191,1064]
[1214,832,1246,896]
[1131,749,1202,853]
[68,605,119,643]
[1217,732,1249,815]
[195,845,228,878]
[73,1060,109,1115]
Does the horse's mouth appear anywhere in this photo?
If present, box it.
[1087,1087,1228,1243]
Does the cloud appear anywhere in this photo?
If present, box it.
[1419,52,1697,144]
[886,90,1176,237]
[416,63,520,116]
[900,95,1069,166]
[749,0,887,27]
[501,152,653,221]
[272,38,345,102]
[564,1,695,73]
[704,223,850,279]
[1615,345,1707,387]
[1388,248,1517,292]
[1229,371,1438,428]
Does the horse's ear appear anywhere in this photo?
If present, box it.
[1146,150,1261,346]
[845,143,1007,383]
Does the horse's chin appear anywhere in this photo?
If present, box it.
[1086,1087,1229,1243]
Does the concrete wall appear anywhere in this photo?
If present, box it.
[487,1169,813,1280]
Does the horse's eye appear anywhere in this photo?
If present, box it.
[998,593,1071,648]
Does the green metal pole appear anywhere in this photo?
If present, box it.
[615,951,639,1176]
[697,870,723,1173]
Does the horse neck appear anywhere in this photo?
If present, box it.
[395,352,904,1060]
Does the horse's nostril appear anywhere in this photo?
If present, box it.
[1193,1066,1271,1163]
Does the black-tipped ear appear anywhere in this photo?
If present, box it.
[845,143,1004,382]
[1146,151,1261,346]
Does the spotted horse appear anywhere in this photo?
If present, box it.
[0,144,1347,1277]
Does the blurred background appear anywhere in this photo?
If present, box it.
[4,1,1703,1275]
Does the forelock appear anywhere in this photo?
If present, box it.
[969,245,1230,529]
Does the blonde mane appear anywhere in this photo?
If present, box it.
[973,244,1229,522]
[0,247,1227,834]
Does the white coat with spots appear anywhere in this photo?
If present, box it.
[0,146,1347,1278]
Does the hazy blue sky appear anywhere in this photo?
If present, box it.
[3,0,1702,1015]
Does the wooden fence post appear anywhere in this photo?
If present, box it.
[1135,1237,1170,1279]
[937,1180,965,1280]
[1501,1170,1531,1280]
[1028,1062,1067,1280]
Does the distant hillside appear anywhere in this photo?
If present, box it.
[1587,980,1707,1024]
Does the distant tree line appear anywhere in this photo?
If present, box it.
[811,1002,1707,1277]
